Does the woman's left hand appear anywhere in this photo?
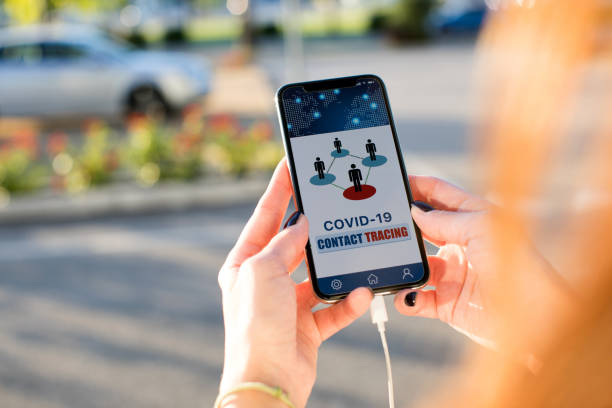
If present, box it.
[218,159,373,408]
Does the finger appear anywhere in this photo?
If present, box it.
[395,246,469,321]
[296,279,320,310]
[424,255,447,287]
[243,215,309,279]
[415,222,446,248]
[411,206,486,246]
[313,287,373,342]
[408,175,489,211]
[394,289,438,319]
[225,158,293,268]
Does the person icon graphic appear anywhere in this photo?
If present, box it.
[333,137,342,154]
[314,157,325,179]
[365,139,377,161]
[348,164,363,192]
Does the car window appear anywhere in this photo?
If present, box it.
[42,43,87,62]
[0,44,43,65]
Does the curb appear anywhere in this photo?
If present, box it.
[0,177,269,225]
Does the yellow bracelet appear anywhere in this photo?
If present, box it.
[214,382,296,408]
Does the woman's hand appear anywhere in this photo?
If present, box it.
[395,176,569,350]
[218,159,373,408]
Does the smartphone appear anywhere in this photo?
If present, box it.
[275,75,429,301]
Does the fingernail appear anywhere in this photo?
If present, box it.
[363,287,375,299]
[413,201,434,212]
[283,211,302,229]
[405,292,417,307]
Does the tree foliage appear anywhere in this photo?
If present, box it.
[2,0,127,24]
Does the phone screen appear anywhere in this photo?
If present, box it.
[279,77,427,298]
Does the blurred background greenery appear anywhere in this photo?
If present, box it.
[0,0,487,202]
[2,0,441,41]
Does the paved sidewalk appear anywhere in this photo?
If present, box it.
[0,203,469,408]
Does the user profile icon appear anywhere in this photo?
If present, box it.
[331,279,342,290]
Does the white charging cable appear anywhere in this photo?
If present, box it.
[370,295,395,408]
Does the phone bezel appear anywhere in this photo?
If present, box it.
[275,74,430,302]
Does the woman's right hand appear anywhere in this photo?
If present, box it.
[395,176,569,351]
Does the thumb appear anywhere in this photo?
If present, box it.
[411,206,485,246]
[253,214,309,277]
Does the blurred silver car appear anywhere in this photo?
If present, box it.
[0,24,211,119]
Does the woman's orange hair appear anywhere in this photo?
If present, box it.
[428,1,612,406]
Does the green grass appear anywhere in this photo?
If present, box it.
[185,15,244,42]
[301,8,372,37]
[184,9,374,43]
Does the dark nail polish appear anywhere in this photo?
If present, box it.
[283,211,302,229]
[413,201,434,212]
[405,292,417,307]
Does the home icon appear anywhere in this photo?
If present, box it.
[367,274,379,285]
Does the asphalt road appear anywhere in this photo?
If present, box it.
[0,39,477,407]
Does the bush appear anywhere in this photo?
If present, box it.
[0,130,47,196]
[124,112,282,185]
[0,111,282,199]
[255,23,281,39]
[369,12,390,32]
[0,149,47,195]
[47,122,119,193]
[124,117,205,185]
[125,31,147,48]
[371,0,439,41]
[202,115,283,177]
[165,27,187,43]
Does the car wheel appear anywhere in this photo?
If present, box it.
[126,86,170,121]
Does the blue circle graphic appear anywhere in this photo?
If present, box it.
[330,149,349,158]
[362,155,387,167]
[310,173,336,185]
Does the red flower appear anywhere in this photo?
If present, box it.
[173,133,197,156]
[250,120,273,141]
[0,142,11,156]
[47,132,69,156]
[126,113,149,130]
[50,175,66,191]
[104,150,119,171]
[84,119,105,137]
[182,103,203,122]
[11,129,38,158]
[208,114,241,133]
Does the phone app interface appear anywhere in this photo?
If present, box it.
[283,79,425,294]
